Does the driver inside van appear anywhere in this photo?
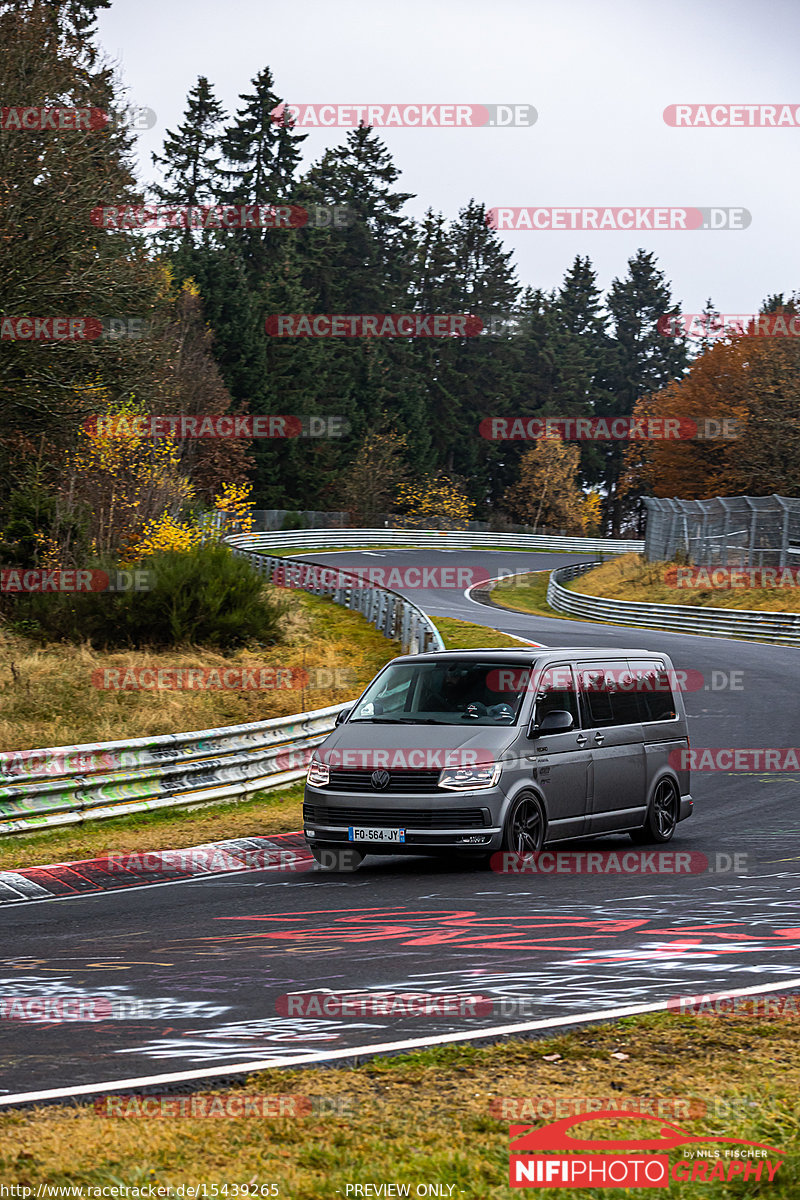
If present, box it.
[422,665,524,721]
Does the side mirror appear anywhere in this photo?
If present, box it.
[335,707,352,726]
[530,710,574,737]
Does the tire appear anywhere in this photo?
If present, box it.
[310,846,365,872]
[501,792,546,855]
[630,778,679,844]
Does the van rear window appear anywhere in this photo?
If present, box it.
[630,660,678,722]
[578,660,677,726]
[578,663,639,727]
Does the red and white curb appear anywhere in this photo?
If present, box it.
[0,833,312,903]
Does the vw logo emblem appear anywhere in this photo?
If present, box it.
[371,769,391,790]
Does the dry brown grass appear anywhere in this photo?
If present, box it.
[0,593,395,751]
[570,553,800,612]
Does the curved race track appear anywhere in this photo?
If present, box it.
[2,549,799,1105]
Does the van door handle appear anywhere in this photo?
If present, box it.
[575,734,588,747]
[593,733,605,745]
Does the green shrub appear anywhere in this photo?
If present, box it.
[280,510,310,531]
[2,545,286,650]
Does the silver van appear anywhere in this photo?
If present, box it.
[303,647,692,871]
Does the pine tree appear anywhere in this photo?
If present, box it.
[600,250,689,533]
[694,296,722,353]
[218,67,306,281]
[152,75,226,205]
[299,126,415,309]
[550,256,612,498]
[219,67,305,204]
[419,200,520,495]
[286,127,422,496]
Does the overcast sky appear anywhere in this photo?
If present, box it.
[97,0,800,316]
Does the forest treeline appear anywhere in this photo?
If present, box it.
[2,0,798,563]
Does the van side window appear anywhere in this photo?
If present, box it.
[534,665,580,727]
[578,662,641,727]
[630,660,677,722]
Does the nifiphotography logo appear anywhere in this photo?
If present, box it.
[508,1111,784,1188]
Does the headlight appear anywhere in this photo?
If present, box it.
[439,763,502,790]
[307,756,329,787]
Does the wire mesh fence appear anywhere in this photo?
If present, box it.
[644,494,800,566]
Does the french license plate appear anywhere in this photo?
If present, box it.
[348,826,406,843]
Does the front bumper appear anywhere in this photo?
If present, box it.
[303,785,504,854]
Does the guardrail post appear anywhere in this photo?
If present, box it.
[778,496,790,568]
[400,605,411,653]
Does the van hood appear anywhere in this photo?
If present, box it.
[317,721,517,767]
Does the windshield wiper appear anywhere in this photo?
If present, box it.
[350,717,408,723]
[402,717,453,725]
[351,716,452,725]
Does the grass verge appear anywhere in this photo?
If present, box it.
[434,616,534,649]
[570,553,800,613]
[0,592,394,752]
[0,1011,796,1196]
[484,570,579,621]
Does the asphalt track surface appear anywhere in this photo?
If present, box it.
[2,549,800,1104]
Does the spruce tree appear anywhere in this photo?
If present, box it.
[151,75,226,257]
[600,250,689,532]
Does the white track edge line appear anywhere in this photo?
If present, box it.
[462,573,547,647]
[3,976,800,1107]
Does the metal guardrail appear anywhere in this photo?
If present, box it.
[229,540,445,656]
[0,707,343,836]
[545,561,800,646]
[227,529,643,554]
[0,538,448,836]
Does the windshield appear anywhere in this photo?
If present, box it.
[350,660,533,725]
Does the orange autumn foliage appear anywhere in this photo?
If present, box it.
[622,328,800,499]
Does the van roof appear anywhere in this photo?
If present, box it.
[401,647,659,662]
